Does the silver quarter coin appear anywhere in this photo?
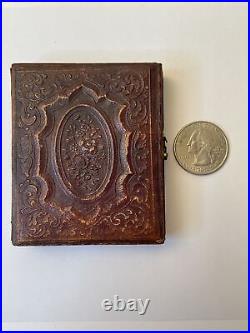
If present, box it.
[173,121,229,175]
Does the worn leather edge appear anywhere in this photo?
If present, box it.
[150,63,166,244]
[11,66,19,246]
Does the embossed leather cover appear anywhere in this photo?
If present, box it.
[11,63,165,245]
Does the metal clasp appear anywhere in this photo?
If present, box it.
[163,136,168,160]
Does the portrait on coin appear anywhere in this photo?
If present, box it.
[187,129,215,166]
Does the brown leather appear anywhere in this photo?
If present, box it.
[11,63,165,245]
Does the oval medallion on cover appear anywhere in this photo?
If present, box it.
[56,106,114,200]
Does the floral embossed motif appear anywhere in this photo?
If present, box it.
[56,106,114,199]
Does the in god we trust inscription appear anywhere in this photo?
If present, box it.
[11,63,165,245]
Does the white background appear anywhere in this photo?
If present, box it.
[2,3,248,331]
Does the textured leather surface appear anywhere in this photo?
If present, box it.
[11,63,165,245]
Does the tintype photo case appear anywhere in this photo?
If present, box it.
[11,63,165,245]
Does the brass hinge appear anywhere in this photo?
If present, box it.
[163,136,168,160]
